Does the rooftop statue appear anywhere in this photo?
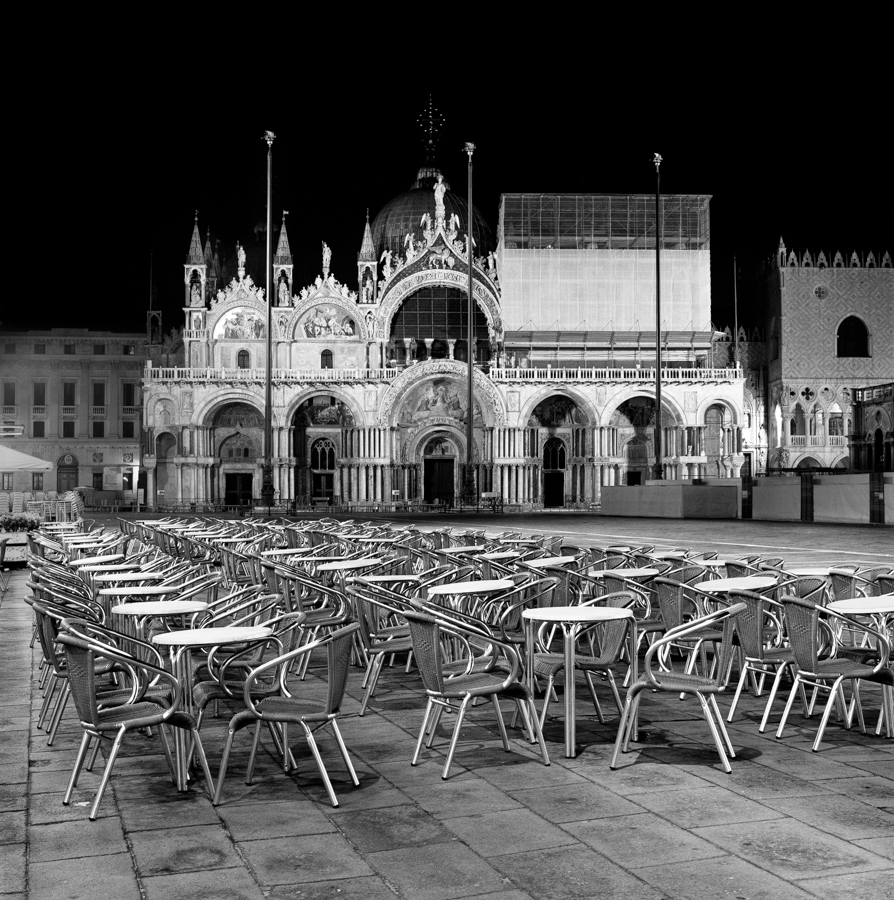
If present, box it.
[434,174,446,223]
[322,241,332,270]
[380,249,392,281]
[236,242,246,270]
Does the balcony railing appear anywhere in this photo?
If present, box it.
[490,366,741,383]
[1,405,16,416]
[122,405,141,416]
[91,405,106,416]
[31,406,47,416]
[144,366,399,384]
[61,406,77,416]
[790,435,838,447]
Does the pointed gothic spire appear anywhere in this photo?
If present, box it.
[274,211,292,265]
[359,209,375,261]
[185,213,204,265]
[203,227,214,268]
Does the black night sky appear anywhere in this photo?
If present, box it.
[8,57,888,340]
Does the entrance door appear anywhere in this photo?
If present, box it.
[424,459,454,505]
[312,473,334,502]
[225,473,253,506]
[57,467,78,492]
[543,472,564,507]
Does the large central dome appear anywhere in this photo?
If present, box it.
[371,165,494,261]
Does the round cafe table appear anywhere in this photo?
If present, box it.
[478,551,519,561]
[523,606,637,758]
[349,574,421,584]
[316,557,384,572]
[598,567,659,580]
[692,575,777,594]
[92,572,165,583]
[442,544,488,554]
[525,555,578,568]
[153,625,273,790]
[261,547,315,556]
[787,566,834,577]
[111,599,208,640]
[427,579,514,597]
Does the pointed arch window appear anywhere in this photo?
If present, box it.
[320,349,333,369]
[237,350,250,369]
[543,437,566,470]
[311,438,336,470]
[836,316,869,357]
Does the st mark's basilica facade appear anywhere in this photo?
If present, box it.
[141,159,750,510]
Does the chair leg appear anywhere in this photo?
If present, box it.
[442,695,471,780]
[610,688,639,769]
[812,678,845,751]
[775,677,802,739]
[758,664,787,732]
[245,722,263,783]
[583,672,605,724]
[90,728,126,820]
[490,696,510,751]
[155,723,179,786]
[63,732,92,805]
[708,695,736,759]
[359,654,384,716]
[213,729,236,804]
[726,666,749,723]
[412,699,435,766]
[302,723,339,807]
[46,682,71,746]
[695,692,731,774]
[329,720,360,787]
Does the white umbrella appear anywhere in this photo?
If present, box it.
[0,444,53,471]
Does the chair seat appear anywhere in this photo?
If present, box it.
[94,703,196,732]
[533,652,614,677]
[249,696,333,725]
[632,671,726,694]
[807,658,879,679]
[746,646,795,664]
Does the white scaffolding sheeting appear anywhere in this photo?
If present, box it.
[497,248,711,332]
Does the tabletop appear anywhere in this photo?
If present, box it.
[600,567,659,579]
[428,579,514,596]
[98,585,178,596]
[92,572,165,583]
[112,600,208,616]
[525,555,578,568]
[700,559,729,568]
[69,554,126,567]
[153,626,272,647]
[442,544,488,553]
[477,551,519,560]
[500,539,542,546]
[524,606,633,623]
[317,557,383,571]
[261,547,314,556]
[650,551,688,560]
[693,575,777,593]
[350,574,421,583]
[77,563,142,572]
[787,567,834,577]
[828,594,894,615]
[349,536,401,544]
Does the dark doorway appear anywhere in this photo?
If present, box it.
[424,459,454,505]
[543,472,564,507]
[57,467,78,492]
[312,472,334,502]
[626,471,642,486]
[225,473,253,506]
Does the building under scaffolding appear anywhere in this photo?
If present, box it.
[496,194,713,366]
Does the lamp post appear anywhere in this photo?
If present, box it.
[463,142,476,505]
[652,152,664,481]
[261,131,276,510]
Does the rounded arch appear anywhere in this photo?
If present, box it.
[404,422,478,465]
[237,349,250,369]
[196,392,267,429]
[55,452,80,467]
[835,314,870,358]
[290,296,368,341]
[519,385,598,428]
[794,455,822,469]
[601,386,685,428]
[694,396,742,426]
[283,388,364,428]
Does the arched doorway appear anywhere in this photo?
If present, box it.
[542,437,566,507]
[292,395,355,501]
[609,397,656,485]
[422,436,457,505]
[220,432,258,505]
[154,433,177,504]
[55,453,79,493]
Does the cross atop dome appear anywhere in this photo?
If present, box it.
[417,95,444,165]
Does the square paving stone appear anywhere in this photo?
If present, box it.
[474,759,588,791]
[366,842,506,900]
[0,782,26,813]
[760,793,894,840]
[141,868,266,900]
[29,816,128,862]
[795,867,894,899]
[630,785,784,828]
[593,760,714,795]
[264,875,400,900]
[333,804,453,852]
[562,811,724,869]
[0,841,25,894]
[491,844,666,900]
[404,774,524,819]
[28,852,141,900]
[29,787,116,825]
[217,798,337,841]
[507,781,644,824]
[119,791,220,832]
[129,824,242,876]
[678,760,828,799]
[238,833,373,885]
[0,811,26,844]
[443,808,576,857]
[853,836,894,861]
[634,853,818,900]
[814,776,894,808]
[690,818,893,880]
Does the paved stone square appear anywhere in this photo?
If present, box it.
[2,515,891,899]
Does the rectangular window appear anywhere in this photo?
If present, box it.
[34,343,46,354]
[92,421,104,438]
[1,473,12,490]
[122,421,135,439]
[123,344,135,355]
[3,383,15,406]
[32,473,43,490]
[33,421,45,438]
[122,383,136,406]
[3,344,14,354]
[62,421,75,438]
[63,382,76,406]
[92,382,105,406]
[33,383,46,406]
[93,344,106,355]
[92,472,103,490]
[64,343,75,355]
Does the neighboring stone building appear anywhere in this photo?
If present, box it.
[850,382,893,472]
[761,241,893,471]
[141,163,748,510]
[0,330,147,497]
